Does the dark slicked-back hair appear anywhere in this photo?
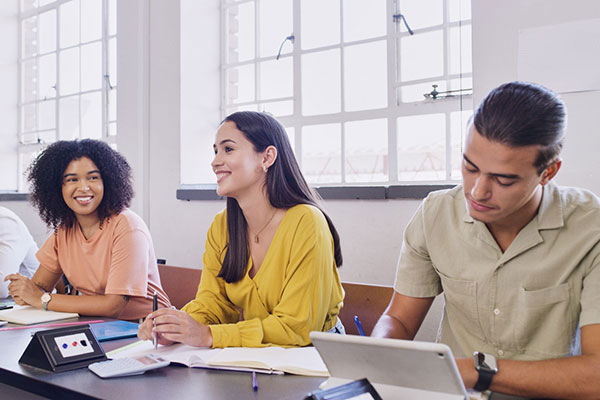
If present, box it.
[218,111,343,283]
[27,139,134,230]
[473,81,566,174]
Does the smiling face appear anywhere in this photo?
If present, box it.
[61,157,104,221]
[211,121,266,199]
[462,124,553,228]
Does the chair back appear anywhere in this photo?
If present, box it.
[339,282,394,336]
[158,264,202,309]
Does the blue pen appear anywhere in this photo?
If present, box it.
[353,315,366,336]
[252,371,258,392]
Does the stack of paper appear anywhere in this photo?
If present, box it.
[0,305,79,325]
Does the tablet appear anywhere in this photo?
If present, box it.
[310,331,469,400]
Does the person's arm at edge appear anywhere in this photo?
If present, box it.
[8,266,128,318]
[455,323,600,399]
[371,291,434,340]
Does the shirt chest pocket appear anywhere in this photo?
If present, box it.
[438,273,486,341]
[514,283,576,357]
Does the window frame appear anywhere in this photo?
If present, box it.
[214,0,472,190]
[17,0,117,192]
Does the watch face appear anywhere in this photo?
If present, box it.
[475,352,498,373]
[42,293,51,303]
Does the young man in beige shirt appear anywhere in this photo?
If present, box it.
[373,81,600,399]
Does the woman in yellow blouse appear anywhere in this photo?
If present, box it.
[138,111,344,348]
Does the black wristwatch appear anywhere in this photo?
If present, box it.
[473,351,498,392]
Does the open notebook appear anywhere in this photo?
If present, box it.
[0,305,79,325]
[108,340,328,377]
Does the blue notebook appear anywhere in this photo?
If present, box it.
[90,321,139,342]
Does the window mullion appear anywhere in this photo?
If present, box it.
[339,0,345,183]
[292,0,302,168]
[387,0,398,182]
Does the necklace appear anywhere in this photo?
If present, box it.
[248,209,277,244]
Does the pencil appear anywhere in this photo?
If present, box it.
[152,290,158,349]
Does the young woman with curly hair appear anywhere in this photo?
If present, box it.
[138,111,344,348]
[4,139,170,320]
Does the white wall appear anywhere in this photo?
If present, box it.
[0,1,19,191]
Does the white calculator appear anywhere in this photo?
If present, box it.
[88,354,170,378]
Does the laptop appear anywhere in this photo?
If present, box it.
[310,331,471,400]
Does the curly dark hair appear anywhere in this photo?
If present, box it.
[27,139,134,230]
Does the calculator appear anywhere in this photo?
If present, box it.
[88,354,170,378]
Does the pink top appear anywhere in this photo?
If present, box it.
[37,209,170,320]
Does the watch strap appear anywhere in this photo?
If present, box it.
[474,368,494,392]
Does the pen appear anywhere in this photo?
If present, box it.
[353,315,366,336]
[252,371,258,392]
[153,290,158,349]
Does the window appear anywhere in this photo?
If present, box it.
[216,0,472,186]
[18,0,117,191]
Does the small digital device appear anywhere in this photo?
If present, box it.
[88,354,170,378]
[19,325,107,372]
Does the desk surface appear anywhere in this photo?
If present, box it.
[0,317,325,400]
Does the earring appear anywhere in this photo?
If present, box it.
[263,165,268,173]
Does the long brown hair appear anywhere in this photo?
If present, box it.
[218,111,343,283]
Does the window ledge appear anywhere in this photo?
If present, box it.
[176,184,457,201]
[0,192,29,201]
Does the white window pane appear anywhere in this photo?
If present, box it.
[285,126,295,155]
[21,132,38,144]
[21,0,38,12]
[227,3,255,63]
[108,88,117,121]
[38,10,56,54]
[59,96,80,140]
[81,42,102,91]
[108,38,117,87]
[22,104,37,133]
[80,92,102,139]
[22,59,37,103]
[38,99,56,131]
[22,16,38,58]
[401,81,447,103]
[39,0,54,6]
[302,49,341,115]
[259,101,293,117]
[59,47,79,95]
[302,123,341,183]
[344,40,387,111]
[345,119,388,182]
[225,104,258,115]
[301,0,339,49]
[449,25,472,75]
[397,0,443,31]
[38,53,56,100]
[400,30,443,81]
[108,121,117,136]
[259,57,292,100]
[449,0,471,23]
[227,64,255,104]
[259,0,292,58]
[60,0,79,49]
[343,0,386,42]
[38,129,56,144]
[450,110,472,179]
[397,113,446,181]
[449,76,472,92]
[81,0,102,43]
[108,0,117,36]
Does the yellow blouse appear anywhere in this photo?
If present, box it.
[181,204,344,348]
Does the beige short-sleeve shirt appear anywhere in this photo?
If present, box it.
[394,183,600,360]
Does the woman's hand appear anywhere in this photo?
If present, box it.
[138,308,213,348]
[4,274,44,307]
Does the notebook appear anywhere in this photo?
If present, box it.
[0,305,79,325]
[310,331,471,400]
[108,340,328,376]
[90,321,140,342]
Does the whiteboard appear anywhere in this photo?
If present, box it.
[518,19,600,93]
